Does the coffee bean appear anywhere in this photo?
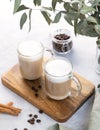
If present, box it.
[39,109,43,114]
[55,34,70,40]
[35,93,39,97]
[29,114,32,117]
[30,120,35,124]
[36,119,41,123]
[34,114,38,118]
[31,86,36,91]
[24,128,28,130]
[31,118,35,121]
[27,119,30,123]
[32,87,38,92]
[27,119,35,124]
[34,89,38,92]
[38,85,42,89]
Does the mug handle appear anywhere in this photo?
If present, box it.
[43,47,54,63]
[41,47,54,88]
[45,47,54,56]
[69,75,82,97]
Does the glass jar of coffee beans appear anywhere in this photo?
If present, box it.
[52,29,73,55]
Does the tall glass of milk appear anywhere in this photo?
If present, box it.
[17,41,44,80]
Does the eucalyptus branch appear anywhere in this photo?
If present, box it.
[11,0,100,39]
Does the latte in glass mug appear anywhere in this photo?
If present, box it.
[17,41,43,80]
[44,57,81,100]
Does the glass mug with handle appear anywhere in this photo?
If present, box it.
[17,40,53,80]
[44,57,82,100]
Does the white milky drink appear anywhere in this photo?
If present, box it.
[17,41,43,80]
[44,58,82,100]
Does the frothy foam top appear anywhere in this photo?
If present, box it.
[45,59,72,83]
[18,41,43,57]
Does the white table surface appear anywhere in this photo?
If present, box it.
[0,1,100,130]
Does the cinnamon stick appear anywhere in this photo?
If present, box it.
[0,103,21,112]
[0,107,19,116]
[0,102,21,116]
[6,102,13,106]
[0,102,13,114]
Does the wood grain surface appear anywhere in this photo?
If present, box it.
[1,64,95,122]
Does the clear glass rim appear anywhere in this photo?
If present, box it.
[17,41,44,57]
[44,57,73,78]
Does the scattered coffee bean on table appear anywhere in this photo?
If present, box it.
[29,114,32,117]
[27,111,43,125]
[27,119,35,124]
[24,128,28,130]
[36,119,41,123]
[34,114,38,118]
[13,109,43,129]
[39,109,43,114]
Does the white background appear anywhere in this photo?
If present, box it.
[0,1,99,130]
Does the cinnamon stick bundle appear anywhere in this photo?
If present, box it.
[0,102,21,116]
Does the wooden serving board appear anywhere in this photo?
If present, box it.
[1,64,95,122]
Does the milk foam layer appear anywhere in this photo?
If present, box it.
[45,59,72,83]
[18,41,43,61]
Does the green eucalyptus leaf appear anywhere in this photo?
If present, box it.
[33,0,41,6]
[16,5,29,12]
[64,15,73,26]
[59,124,71,130]
[77,20,98,37]
[80,5,95,14]
[20,12,27,29]
[67,12,80,20]
[72,2,78,10]
[42,6,52,11]
[96,39,100,45]
[47,123,71,130]
[95,25,100,35]
[93,12,100,24]
[77,19,87,33]
[48,124,59,130]
[52,0,58,11]
[74,19,78,35]
[90,0,100,7]
[41,11,52,25]
[86,16,97,24]
[14,0,21,13]
[64,2,76,12]
[53,12,61,23]
[29,9,32,32]
[58,0,63,3]
[82,27,97,37]
[64,2,71,11]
